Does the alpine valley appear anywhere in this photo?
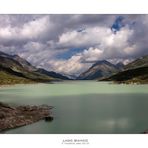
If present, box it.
[1,50,148,84]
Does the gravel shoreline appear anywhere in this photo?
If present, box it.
[0,102,53,132]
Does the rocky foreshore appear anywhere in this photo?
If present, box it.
[0,102,53,132]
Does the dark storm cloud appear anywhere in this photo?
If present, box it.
[0,14,118,52]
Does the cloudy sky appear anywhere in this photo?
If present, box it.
[0,14,148,76]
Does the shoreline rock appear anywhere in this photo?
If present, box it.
[0,102,53,132]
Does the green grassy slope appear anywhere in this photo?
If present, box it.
[102,66,148,84]
[0,71,35,85]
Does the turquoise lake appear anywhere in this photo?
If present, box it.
[0,81,148,134]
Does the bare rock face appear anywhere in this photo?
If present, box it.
[0,102,53,131]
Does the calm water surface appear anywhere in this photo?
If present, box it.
[0,81,148,134]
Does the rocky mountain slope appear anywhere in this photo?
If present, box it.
[36,68,70,80]
[0,51,69,85]
[77,60,123,80]
[103,55,148,84]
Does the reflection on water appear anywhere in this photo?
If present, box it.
[96,118,132,132]
[0,81,148,134]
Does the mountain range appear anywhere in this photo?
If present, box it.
[1,50,148,85]
[103,55,148,84]
[77,55,148,84]
[77,60,124,80]
[0,51,69,85]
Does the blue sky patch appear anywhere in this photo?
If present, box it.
[111,16,125,33]
[55,47,85,60]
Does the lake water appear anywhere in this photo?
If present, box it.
[0,81,148,134]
